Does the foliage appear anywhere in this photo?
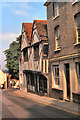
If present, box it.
[4,35,22,79]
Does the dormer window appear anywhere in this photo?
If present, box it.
[75,13,80,43]
[53,2,59,17]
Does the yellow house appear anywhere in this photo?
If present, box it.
[0,65,7,89]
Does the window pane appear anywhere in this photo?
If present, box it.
[55,67,57,76]
[58,78,60,85]
[55,78,57,85]
[34,45,39,59]
[78,28,80,37]
[43,45,48,56]
[57,38,60,47]
[57,68,59,76]
[58,29,60,38]
[54,2,59,16]
[79,63,80,76]
[78,16,80,27]
[75,13,80,43]
[55,26,60,49]
[53,66,60,86]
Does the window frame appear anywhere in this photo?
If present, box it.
[55,26,60,50]
[34,44,39,60]
[53,65,60,88]
[43,44,48,56]
[74,13,80,44]
[53,2,59,17]
[23,48,28,62]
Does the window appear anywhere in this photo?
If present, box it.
[76,63,80,77]
[23,48,28,62]
[53,65,60,86]
[43,44,48,56]
[75,13,80,43]
[34,44,39,60]
[45,60,46,73]
[53,2,59,17]
[30,74,34,86]
[76,63,80,92]
[55,26,60,50]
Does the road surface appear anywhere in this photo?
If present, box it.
[1,89,79,119]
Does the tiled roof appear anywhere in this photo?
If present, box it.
[22,20,48,44]
[22,23,33,43]
[2,71,6,73]
[34,20,48,41]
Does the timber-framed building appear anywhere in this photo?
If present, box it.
[19,20,49,95]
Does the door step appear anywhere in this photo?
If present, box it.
[65,98,70,102]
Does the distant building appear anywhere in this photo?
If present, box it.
[0,65,7,89]
[19,20,49,95]
[44,1,80,102]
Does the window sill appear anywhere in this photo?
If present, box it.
[43,54,48,57]
[34,58,39,61]
[52,87,62,91]
[72,1,78,6]
[54,48,61,52]
[53,14,59,21]
[74,42,80,46]
[24,61,28,63]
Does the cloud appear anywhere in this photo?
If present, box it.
[2,2,33,17]
[12,10,27,16]
[0,32,20,70]
[0,32,20,50]
[17,3,33,10]
[2,2,12,7]
[1,33,20,42]
[0,49,6,70]
[2,2,33,10]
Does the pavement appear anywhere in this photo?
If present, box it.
[12,89,80,116]
[2,89,79,118]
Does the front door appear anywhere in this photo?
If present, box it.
[65,64,70,99]
[76,63,80,93]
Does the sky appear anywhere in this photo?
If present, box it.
[0,1,47,70]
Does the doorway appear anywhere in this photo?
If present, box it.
[35,76,38,92]
[65,64,70,99]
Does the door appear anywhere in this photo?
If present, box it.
[65,64,70,99]
[76,63,80,93]
[27,74,29,91]
[35,76,38,92]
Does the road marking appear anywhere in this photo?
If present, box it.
[15,92,80,116]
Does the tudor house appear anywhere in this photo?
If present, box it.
[44,1,80,102]
[19,20,49,95]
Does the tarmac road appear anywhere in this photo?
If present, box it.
[1,89,79,119]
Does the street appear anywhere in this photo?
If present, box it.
[1,89,79,119]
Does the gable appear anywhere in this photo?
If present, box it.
[21,29,29,51]
[31,24,40,45]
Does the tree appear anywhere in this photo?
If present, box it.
[4,35,22,79]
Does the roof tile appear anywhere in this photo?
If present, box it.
[22,23,33,43]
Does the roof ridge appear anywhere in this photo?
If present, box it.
[34,19,47,22]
